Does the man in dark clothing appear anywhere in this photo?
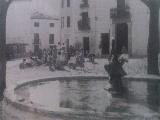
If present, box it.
[105,53,126,96]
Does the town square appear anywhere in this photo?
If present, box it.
[0,0,160,119]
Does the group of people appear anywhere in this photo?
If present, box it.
[19,44,67,70]
[68,49,85,70]
[19,44,93,72]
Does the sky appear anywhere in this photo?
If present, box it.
[31,0,60,16]
[6,0,60,43]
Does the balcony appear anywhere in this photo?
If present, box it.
[80,0,89,9]
[110,7,130,19]
[78,18,90,31]
[80,3,89,9]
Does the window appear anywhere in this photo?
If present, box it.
[81,12,89,20]
[67,16,70,28]
[80,0,89,8]
[34,22,39,27]
[82,0,88,4]
[66,39,70,51]
[61,0,64,8]
[49,34,54,44]
[67,0,70,7]
[50,23,54,27]
[61,17,63,28]
[34,33,39,44]
[61,17,64,28]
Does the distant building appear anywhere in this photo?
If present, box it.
[60,0,160,58]
[6,11,60,59]
[60,0,116,57]
[30,12,60,54]
[6,0,61,59]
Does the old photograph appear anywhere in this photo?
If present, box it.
[0,0,160,119]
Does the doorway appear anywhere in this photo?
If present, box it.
[83,37,90,57]
[34,45,39,55]
[116,23,128,54]
[100,33,110,55]
[66,39,70,52]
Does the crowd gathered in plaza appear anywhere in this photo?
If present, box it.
[19,43,96,72]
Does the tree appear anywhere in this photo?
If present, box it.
[141,0,160,75]
[0,0,12,100]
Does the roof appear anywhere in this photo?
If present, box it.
[31,12,59,20]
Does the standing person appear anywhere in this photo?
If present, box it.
[52,45,57,66]
[68,45,75,59]
[77,50,85,71]
[56,42,65,70]
[56,49,61,63]
[47,48,51,65]
[68,53,76,70]
[56,51,65,70]
[57,42,61,50]
[62,43,65,50]
[49,49,56,71]
[42,49,47,64]
[104,51,127,96]
[61,47,66,64]
[57,42,61,61]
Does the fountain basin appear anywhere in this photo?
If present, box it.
[3,76,115,120]
[3,75,160,120]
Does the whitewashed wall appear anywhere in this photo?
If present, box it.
[31,19,60,51]
[6,0,60,53]
[61,0,116,55]
[128,0,150,57]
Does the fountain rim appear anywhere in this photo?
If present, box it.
[123,74,160,82]
[4,76,111,118]
[14,76,108,91]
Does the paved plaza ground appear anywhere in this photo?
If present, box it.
[6,58,151,89]
[6,59,107,89]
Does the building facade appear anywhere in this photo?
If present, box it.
[110,0,150,57]
[6,0,61,59]
[30,12,60,53]
[60,0,160,58]
[60,0,116,57]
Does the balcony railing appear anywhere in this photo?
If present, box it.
[78,18,90,31]
[110,7,130,19]
[80,3,89,9]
